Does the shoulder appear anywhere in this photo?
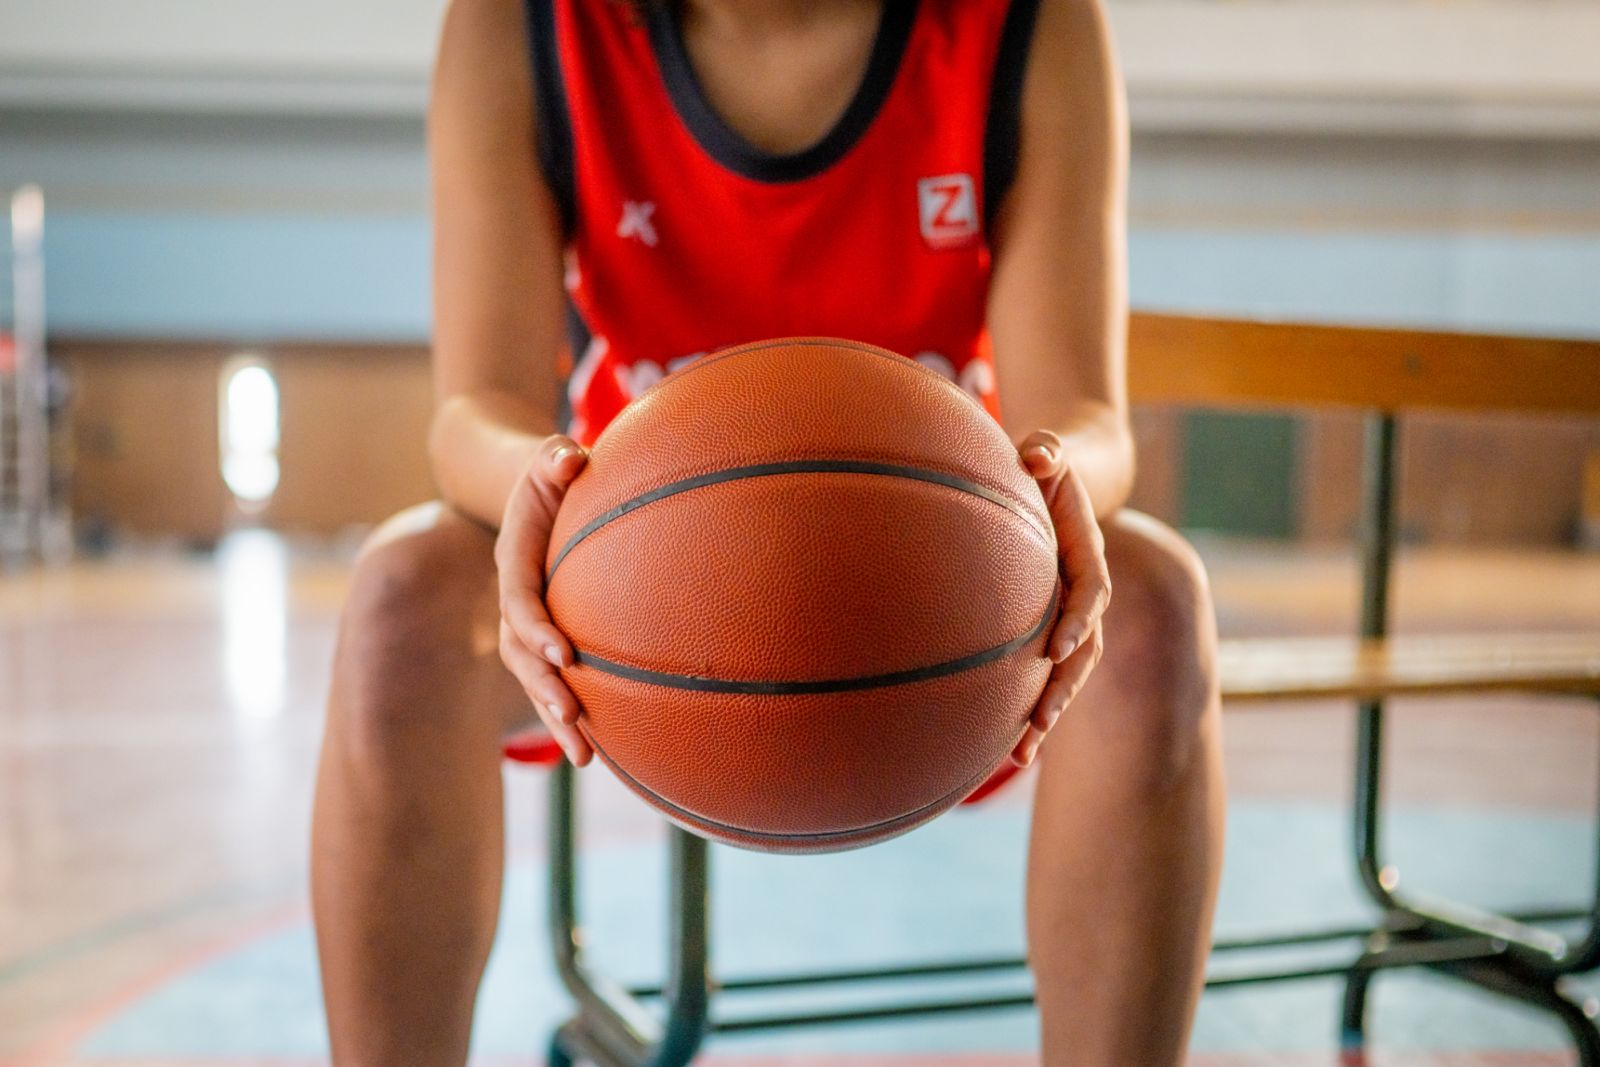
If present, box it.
[984,0,1123,230]
[431,0,542,162]
[433,0,537,113]
[1021,0,1122,137]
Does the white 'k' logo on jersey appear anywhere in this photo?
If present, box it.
[617,200,659,247]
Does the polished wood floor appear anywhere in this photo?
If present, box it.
[1,533,1597,1062]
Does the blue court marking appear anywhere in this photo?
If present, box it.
[76,801,1600,1059]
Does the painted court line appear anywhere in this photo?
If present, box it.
[11,905,309,1067]
[0,1053,1576,1066]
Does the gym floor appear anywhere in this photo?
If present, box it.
[2,532,1598,1066]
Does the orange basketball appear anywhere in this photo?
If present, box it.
[545,338,1059,853]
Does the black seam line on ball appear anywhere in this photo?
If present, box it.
[585,726,1020,845]
[571,582,1059,695]
[547,459,1048,582]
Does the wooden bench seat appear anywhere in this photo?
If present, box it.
[1219,632,1600,704]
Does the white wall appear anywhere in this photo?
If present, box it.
[1119,2,1600,138]
[0,0,451,68]
[3,0,1597,340]
[2,0,1599,135]
[0,0,450,114]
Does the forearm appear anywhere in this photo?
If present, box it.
[1035,404,1135,521]
[428,390,560,530]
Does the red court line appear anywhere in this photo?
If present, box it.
[0,1057,1578,1066]
[0,895,1575,1067]
[10,904,310,1067]
[698,1057,1574,1067]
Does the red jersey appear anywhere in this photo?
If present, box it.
[528,0,1042,445]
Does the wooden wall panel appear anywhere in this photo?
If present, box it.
[53,324,1600,547]
[59,342,231,544]
[263,346,436,533]
[1300,410,1600,544]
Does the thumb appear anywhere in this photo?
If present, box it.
[536,434,588,490]
[1018,429,1063,480]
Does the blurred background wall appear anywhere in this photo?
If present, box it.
[1,0,1598,545]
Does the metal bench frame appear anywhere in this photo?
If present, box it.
[539,351,1600,1065]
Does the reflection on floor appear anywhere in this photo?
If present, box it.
[1,531,1598,1065]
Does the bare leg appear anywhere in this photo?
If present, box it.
[311,503,535,1066]
[1027,511,1226,1066]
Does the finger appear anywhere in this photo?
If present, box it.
[499,621,579,719]
[496,436,590,659]
[1045,467,1111,662]
[1018,428,1064,480]
[500,592,573,669]
[506,673,587,764]
[534,433,589,503]
[496,435,589,583]
[525,665,583,728]
[1011,723,1046,768]
[496,480,549,604]
[1031,624,1104,730]
[499,624,592,764]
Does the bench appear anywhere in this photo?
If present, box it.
[1220,633,1600,704]
[513,312,1600,1067]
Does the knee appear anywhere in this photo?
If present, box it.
[345,504,493,651]
[331,503,496,761]
[1096,513,1220,798]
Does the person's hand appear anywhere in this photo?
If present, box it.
[495,434,592,765]
[1011,429,1113,768]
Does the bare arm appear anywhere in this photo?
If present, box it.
[427,0,570,529]
[428,0,594,764]
[988,0,1133,521]
[987,0,1128,766]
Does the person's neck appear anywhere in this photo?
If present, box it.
[682,0,879,36]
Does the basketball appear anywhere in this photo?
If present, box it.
[544,338,1060,853]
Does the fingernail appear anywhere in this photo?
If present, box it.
[551,444,576,463]
[1045,707,1062,731]
[543,644,564,667]
[1020,743,1037,768]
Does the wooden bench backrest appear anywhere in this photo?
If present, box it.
[1127,313,1600,416]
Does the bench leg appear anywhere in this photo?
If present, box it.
[1344,415,1600,1059]
[1338,966,1374,1056]
[1342,695,1600,1061]
[548,1023,576,1067]
[1430,958,1600,1067]
[1531,697,1600,979]
[1351,415,1401,915]
[545,760,713,1067]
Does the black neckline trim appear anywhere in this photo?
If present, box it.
[527,0,576,234]
[646,0,920,184]
[982,0,1043,229]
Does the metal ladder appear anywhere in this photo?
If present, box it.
[1,185,50,563]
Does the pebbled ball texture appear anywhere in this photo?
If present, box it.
[545,338,1059,853]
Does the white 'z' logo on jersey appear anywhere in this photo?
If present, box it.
[917,174,979,250]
